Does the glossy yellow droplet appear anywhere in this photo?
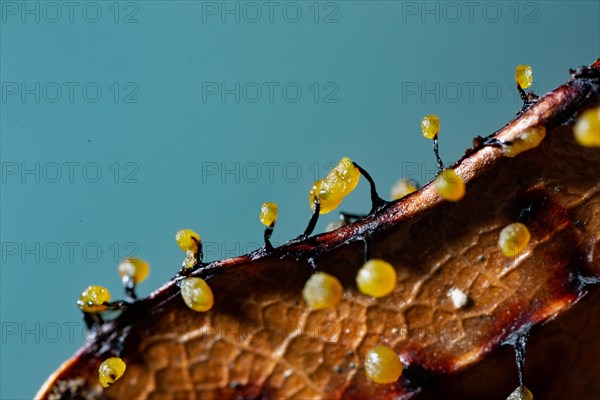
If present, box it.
[118,258,150,284]
[434,169,465,202]
[573,107,600,147]
[356,259,397,298]
[364,345,403,384]
[180,277,214,312]
[515,65,533,89]
[259,202,279,226]
[502,126,546,157]
[499,222,531,258]
[175,229,201,253]
[507,385,533,400]
[390,178,418,200]
[302,272,343,309]
[309,179,343,214]
[77,285,111,313]
[99,357,126,388]
[332,157,361,190]
[421,114,440,140]
[309,157,360,214]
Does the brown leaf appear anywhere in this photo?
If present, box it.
[37,60,600,400]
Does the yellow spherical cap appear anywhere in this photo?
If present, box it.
[309,179,343,214]
[118,258,150,284]
[175,229,201,253]
[364,345,403,384]
[310,183,344,214]
[515,65,533,89]
[502,126,546,157]
[574,107,600,148]
[309,157,360,214]
[356,259,397,298]
[507,385,534,400]
[391,178,418,200]
[259,202,279,226]
[499,222,531,258]
[331,157,361,192]
[180,277,214,312]
[302,272,343,310]
[434,169,465,202]
[421,114,440,139]
[99,357,126,388]
[77,285,111,313]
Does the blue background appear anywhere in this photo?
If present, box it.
[1,1,598,398]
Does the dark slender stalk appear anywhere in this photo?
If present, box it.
[264,223,275,252]
[517,82,528,104]
[192,237,203,263]
[433,136,444,172]
[352,162,387,214]
[517,82,540,110]
[83,312,103,330]
[299,198,320,239]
